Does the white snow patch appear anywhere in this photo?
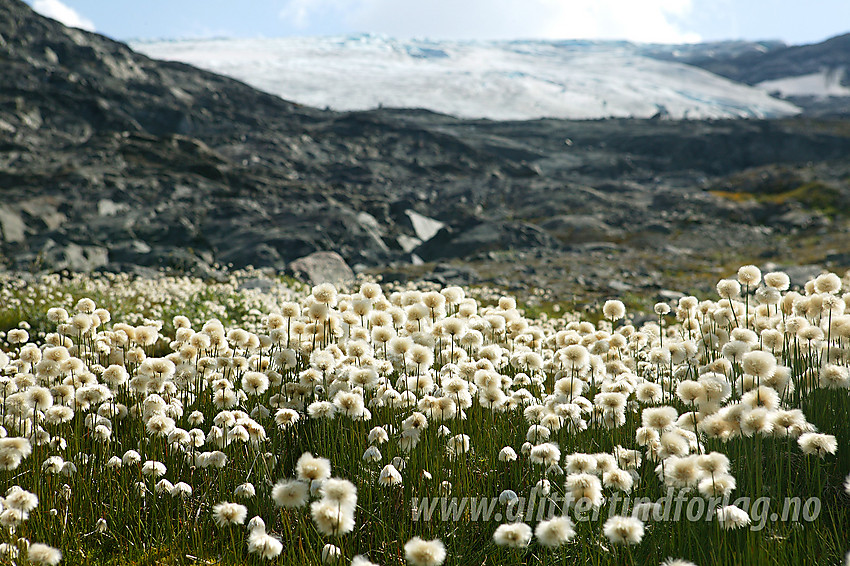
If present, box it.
[757,68,850,99]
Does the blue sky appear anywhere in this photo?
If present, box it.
[27,0,850,45]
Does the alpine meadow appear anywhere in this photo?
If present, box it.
[0,266,848,565]
[2,0,850,564]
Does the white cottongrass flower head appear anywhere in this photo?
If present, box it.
[247,516,266,533]
[498,489,519,507]
[171,482,193,498]
[234,482,256,499]
[363,445,382,463]
[716,505,751,530]
[272,479,309,508]
[154,479,174,495]
[212,501,248,527]
[498,446,517,462]
[764,271,790,290]
[564,473,604,508]
[310,499,355,536]
[4,486,38,512]
[320,478,357,510]
[27,543,62,566]
[716,279,741,299]
[296,452,332,482]
[534,516,576,547]
[321,543,341,564]
[529,442,561,466]
[603,515,644,545]
[797,433,838,457]
[603,300,626,321]
[379,464,403,487]
[737,265,762,287]
[404,536,446,566]
[141,460,166,478]
[493,522,533,548]
[247,530,283,560]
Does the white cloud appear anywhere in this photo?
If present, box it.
[31,0,96,32]
[278,0,700,43]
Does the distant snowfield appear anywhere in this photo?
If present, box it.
[757,68,850,98]
[134,35,800,121]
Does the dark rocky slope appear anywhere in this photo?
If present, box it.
[1,0,849,300]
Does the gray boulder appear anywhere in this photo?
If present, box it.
[288,251,354,287]
[40,241,109,272]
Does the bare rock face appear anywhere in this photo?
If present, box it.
[1,0,849,284]
[289,251,355,287]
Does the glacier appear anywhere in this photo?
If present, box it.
[134,35,800,121]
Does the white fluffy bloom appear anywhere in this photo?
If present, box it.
[296,452,332,482]
[798,433,838,457]
[535,516,575,547]
[28,544,62,566]
[310,500,355,536]
[320,478,357,509]
[716,505,751,529]
[493,522,532,548]
[498,446,517,462]
[404,537,446,566]
[212,502,247,527]
[321,543,341,563]
[529,442,561,466]
[247,530,282,560]
[603,516,644,545]
[272,479,309,508]
[379,464,403,487]
[363,445,382,463]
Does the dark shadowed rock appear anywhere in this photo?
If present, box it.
[782,265,826,289]
[289,251,354,287]
[415,221,559,261]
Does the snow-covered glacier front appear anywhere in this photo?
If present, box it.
[134,35,800,120]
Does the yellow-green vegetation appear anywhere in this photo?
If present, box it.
[711,181,845,214]
[760,182,843,214]
[0,266,849,566]
[709,162,848,218]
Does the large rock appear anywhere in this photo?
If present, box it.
[540,214,621,243]
[0,206,25,243]
[40,241,108,272]
[416,221,559,261]
[406,209,444,242]
[288,251,354,287]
